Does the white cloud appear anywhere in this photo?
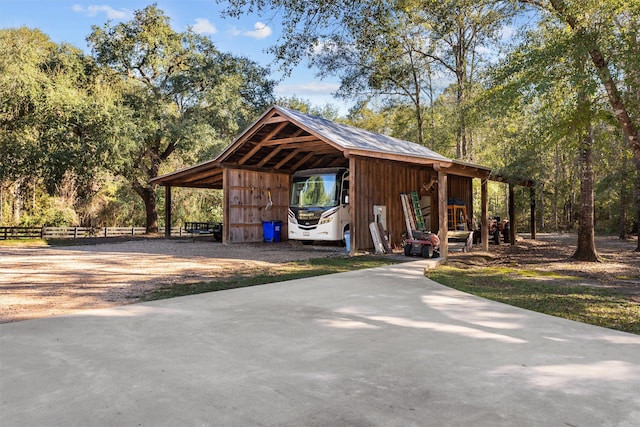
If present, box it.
[308,39,341,56]
[243,22,272,40]
[192,18,217,35]
[227,26,242,37]
[275,82,341,96]
[500,25,517,41]
[72,4,129,20]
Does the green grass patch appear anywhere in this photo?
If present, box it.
[143,255,403,301]
[0,238,48,247]
[427,265,640,334]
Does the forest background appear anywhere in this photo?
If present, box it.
[1,0,638,256]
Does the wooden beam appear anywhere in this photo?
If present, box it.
[481,179,489,252]
[509,183,516,245]
[346,149,446,166]
[256,146,284,167]
[270,141,336,152]
[164,186,172,239]
[308,156,331,169]
[289,152,315,171]
[274,149,303,169]
[349,156,356,255]
[261,135,319,146]
[327,157,349,167]
[222,168,230,244]
[179,168,223,184]
[238,122,289,165]
[264,115,288,124]
[438,169,448,258]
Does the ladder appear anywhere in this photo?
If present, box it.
[410,191,426,231]
[400,193,416,239]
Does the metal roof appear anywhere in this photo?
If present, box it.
[152,105,496,188]
[273,106,452,163]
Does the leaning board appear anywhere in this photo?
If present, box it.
[369,222,386,255]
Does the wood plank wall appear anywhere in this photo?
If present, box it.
[350,157,473,252]
[447,174,474,219]
[223,168,290,243]
[350,157,436,251]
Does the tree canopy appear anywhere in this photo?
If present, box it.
[87,4,275,232]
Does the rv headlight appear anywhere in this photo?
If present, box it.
[319,216,334,225]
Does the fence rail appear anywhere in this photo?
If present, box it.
[0,226,210,240]
[0,226,150,240]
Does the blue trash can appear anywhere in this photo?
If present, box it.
[262,220,282,243]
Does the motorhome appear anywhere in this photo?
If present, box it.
[288,167,350,244]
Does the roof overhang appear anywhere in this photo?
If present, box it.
[152,105,528,188]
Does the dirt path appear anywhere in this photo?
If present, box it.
[0,238,344,323]
[1,234,638,323]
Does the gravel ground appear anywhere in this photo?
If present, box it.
[0,237,345,323]
[1,233,637,323]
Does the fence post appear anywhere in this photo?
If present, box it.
[74,227,78,239]
[41,226,45,239]
[104,227,108,238]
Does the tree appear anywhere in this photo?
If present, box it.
[518,0,640,250]
[485,17,611,259]
[220,0,513,157]
[312,5,439,146]
[0,27,121,225]
[88,5,274,232]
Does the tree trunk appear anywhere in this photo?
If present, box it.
[132,180,159,234]
[12,180,22,225]
[572,127,599,261]
[618,169,629,240]
[553,142,560,231]
[543,0,640,250]
[415,98,425,146]
[636,173,640,251]
[142,186,159,234]
[587,47,640,251]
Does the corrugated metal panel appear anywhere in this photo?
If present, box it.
[274,106,452,163]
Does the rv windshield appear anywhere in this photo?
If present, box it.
[290,174,339,207]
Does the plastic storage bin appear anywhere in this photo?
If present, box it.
[262,220,282,243]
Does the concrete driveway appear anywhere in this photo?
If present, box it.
[1,260,639,426]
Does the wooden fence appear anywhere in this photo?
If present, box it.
[1,226,149,240]
[0,226,212,240]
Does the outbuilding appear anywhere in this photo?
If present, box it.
[152,106,535,256]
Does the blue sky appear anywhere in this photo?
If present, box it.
[0,0,344,111]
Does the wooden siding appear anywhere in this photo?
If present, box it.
[349,157,474,252]
[350,157,438,252]
[447,174,474,221]
[223,168,290,243]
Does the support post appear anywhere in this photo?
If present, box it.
[165,186,172,239]
[530,186,536,240]
[437,168,448,258]
[508,183,516,245]
[222,168,230,244]
[481,179,489,252]
[348,156,356,255]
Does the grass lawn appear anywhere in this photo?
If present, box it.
[143,255,405,301]
[427,265,640,335]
